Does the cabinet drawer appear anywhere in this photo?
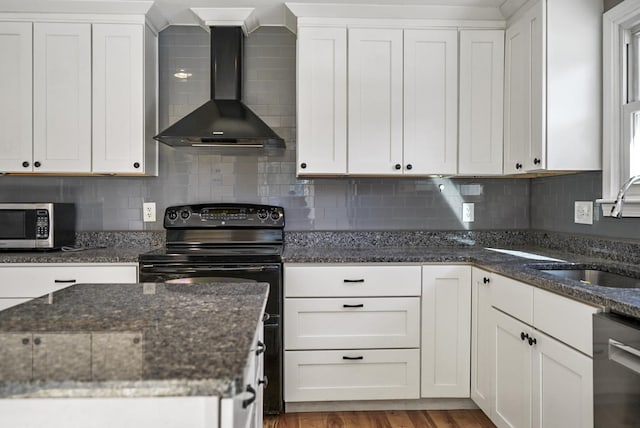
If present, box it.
[0,264,137,298]
[284,349,420,402]
[285,297,420,350]
[533,288,600,357]
[491,274,533,325]
[284,265,421,297]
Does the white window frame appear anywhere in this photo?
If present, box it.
[601,0,640,216]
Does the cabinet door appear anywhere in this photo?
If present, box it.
[348,28,403,175]
[531,331,593,428]
[92,24,145,174]
[421,265,471,397]
[527,0,545,172]
[0,22,33,173]
[32,333,92,381]
[459,30,504,175]
[0,333,33,381]
[471,268,494,416]
[296,26,347,175]
[404,29,458,175]
[33,23,91,173]
[493,309,533,428]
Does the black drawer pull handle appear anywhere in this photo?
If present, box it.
[242,384,256,409]
[343,279,365,283]
[256,340,266,356]
[343,304,364,308]
[54,279,77,284]
[263,312,271,322]
[342,356,364,360]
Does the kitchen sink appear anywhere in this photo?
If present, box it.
[534,266,640,289]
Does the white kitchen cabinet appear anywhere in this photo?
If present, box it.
[470,268,494,416]
[33,23,92,173]
[404,29,458,175]
[458,30,504,175]
[490,273,599,428]
[503,0,601,174]
[92,24,151,174]
[0,22,32,173]
[283,264,421,403]
[0,263,138,311]
[348,28,404,175]
[421,265,471,397]
[296,26,347,175]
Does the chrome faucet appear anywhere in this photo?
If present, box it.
[610,174,640,218]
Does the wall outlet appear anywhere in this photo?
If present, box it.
[143,202,156,222]
[574,201,593,225]
[462,202,475,222]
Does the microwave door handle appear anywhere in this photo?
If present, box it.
[609,339,640,375]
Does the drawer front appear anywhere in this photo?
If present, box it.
[284,349,420,402]
[533,288,600,357]
[284,264,421,297]
[490,274,534,325]
[0,265,138,298]
[285,297,420,350]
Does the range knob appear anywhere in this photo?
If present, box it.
[167,210,178,221]
[270,210,281,221]
[180,209,191,220]
[257,210,268,220]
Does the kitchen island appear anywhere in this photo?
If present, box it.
[0,281,268,428]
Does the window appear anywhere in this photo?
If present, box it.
[602,0,640,216]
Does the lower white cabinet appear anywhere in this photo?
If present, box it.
[283,264,421,403]
[486,273,598,428]
[471,268,494,415]
[0,263,138,311]
[421,265,471,397]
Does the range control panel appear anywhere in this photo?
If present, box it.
[164,203,285,228]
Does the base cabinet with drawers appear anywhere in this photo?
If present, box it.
[0,263,138,311]
[283,264,422,402]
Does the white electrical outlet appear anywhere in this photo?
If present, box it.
[574,201,593,225]
[143,202,156,222]
[462,202,475,222]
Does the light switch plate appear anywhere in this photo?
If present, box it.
[574,201,593,225]
[462,203,475,222]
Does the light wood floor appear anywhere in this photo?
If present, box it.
[263,410,496,428]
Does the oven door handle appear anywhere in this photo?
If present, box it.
[140,265,276,273]
[609,339,640,375]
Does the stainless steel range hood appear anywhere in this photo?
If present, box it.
[154,26,285,150]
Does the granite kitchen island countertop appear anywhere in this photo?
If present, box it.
[0,281,268,399]
[283,245,640,319]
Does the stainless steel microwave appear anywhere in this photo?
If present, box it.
[0,203,75,250]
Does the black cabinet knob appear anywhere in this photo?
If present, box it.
[34,161,41,168]
[406,164,413,170]
[533,158,541,165]
[395,164,401,170]
[133,162,140,169]
[300,162,307,169]
[520,332,527,341]
[22,338,29,345]
[22,161,29,168]
[34,337,41,345]
[515,163,522,170]
[483,277,490,284]
[256,340,266,356]
[528,337,537,346]
[259,376,268,388]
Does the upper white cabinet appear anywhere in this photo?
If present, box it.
[503,0,601,174]
[0,15,158,175]
[295,21,497,177]
[296,26,347,175]
[404,29,458,175]
[33,23,92,173]
[348,28,404,175]
[0,22,33,172]
[459,30,504,175]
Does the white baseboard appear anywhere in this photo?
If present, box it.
[285,398,478,413]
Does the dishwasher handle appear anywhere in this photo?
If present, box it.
[609,339,640,375]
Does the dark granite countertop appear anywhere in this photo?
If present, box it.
[282,245,640,319]
[0,247,152,264]
[0,282,268,399]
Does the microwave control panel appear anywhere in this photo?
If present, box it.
[35,209,49,239]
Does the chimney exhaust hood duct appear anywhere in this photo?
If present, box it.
[154,26,285,151]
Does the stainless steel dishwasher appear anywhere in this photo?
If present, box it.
[593,312,640,428]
